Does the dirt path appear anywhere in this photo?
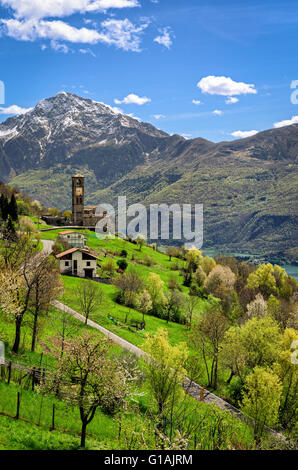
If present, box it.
[52,300,147,358]
[47,300,287,441]
[41,239,55,255]
[51,300,241,416]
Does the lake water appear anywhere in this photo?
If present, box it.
[280,265,298,282]
[201,250,298,282]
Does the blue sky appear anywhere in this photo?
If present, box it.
[0,0,297,142]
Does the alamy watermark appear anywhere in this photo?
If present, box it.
[290,80,298,104]
[0,80,4,105]
[95,197,203,250]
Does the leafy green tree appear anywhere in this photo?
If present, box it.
[190,306,229,389]
[147,272,166,313]
[200,256,216,275]
[48,207,60,216]
[137,289,152,323]
[221,316,282,383]
[144,329,188,420]
[220,327,247,384]
[273,328,298,430]
[164,290,185,324]
[63,210,72,222]
[246,263,277,298]
[241,367,282,440]
[193,266,206,287]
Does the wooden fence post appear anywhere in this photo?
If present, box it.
[50,404,55,431]
[32,367,35,391]
[7,361,12,385]
[200,387,204,402]
[15,392,20,420]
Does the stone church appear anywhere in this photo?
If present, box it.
[72,174,107,227]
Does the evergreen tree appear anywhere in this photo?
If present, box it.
[8,193,18,221]
[3,215,17,241]
[0,194,9,221]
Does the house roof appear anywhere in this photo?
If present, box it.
[55,247,98,260]
[58,230,84,236]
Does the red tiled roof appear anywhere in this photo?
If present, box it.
[58,230,84,235]
[55,247,99,259]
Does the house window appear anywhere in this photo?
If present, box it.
[65,261,69,267]
[86,261,91,267]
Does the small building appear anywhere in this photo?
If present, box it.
[57,230,86,248]
[55,247,99,278]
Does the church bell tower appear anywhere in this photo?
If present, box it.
[72,174,85,226]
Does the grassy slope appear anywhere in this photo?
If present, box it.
[0,305,254,450]
[0,231,256,449]
[45,229,209,347]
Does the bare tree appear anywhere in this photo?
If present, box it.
[115,271,143,307]
[0,236,40,353]
[77,280,104,324]
[29,256,63,352]
[184,294,199,329]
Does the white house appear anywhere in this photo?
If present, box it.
[55,247,99,278]
[57,230,86,248]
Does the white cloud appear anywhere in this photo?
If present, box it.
[2,18,102,43]
[192,99,202,105]
[153,114,165,119]
[225,96,239,104]
[1,17,148,51]
[231,130,259,138]
[1,1,147,52]
[51,40,70,53]
[79,47,96,57]
[114,93,151,105]
[0,104,32,115]
[154,27,173,49]
[0,0,139,20]
[197,76,257,96]
[212,109,223,115]
[274,115,298,128]
[99,18,149,52]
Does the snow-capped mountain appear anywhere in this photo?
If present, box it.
[0,91,174,181]
[0,92,297,258]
